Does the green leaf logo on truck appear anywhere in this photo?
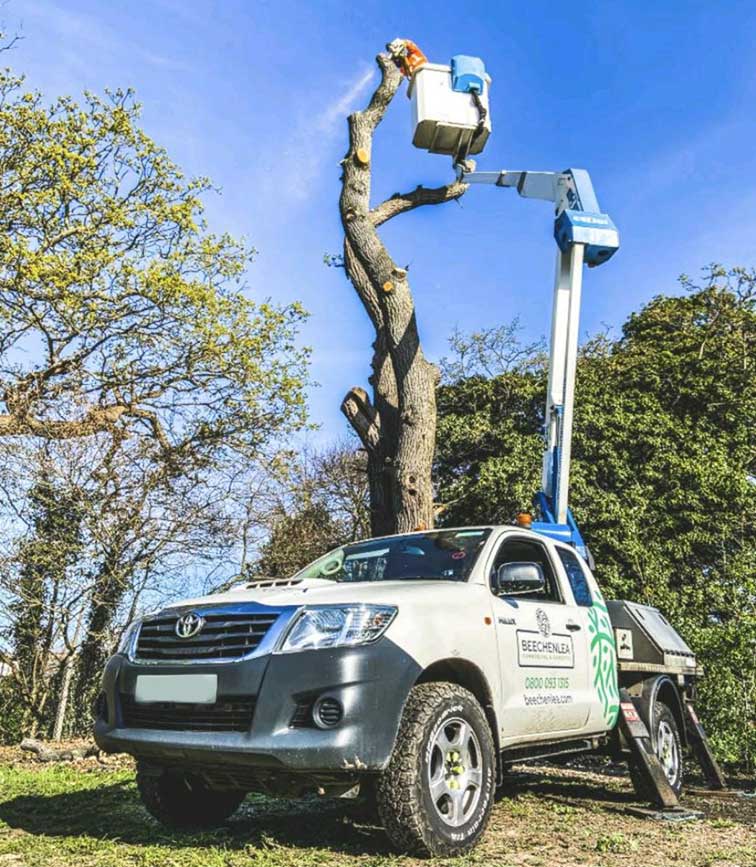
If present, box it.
[587,590,619,727]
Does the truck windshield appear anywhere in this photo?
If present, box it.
[294,529,492,583]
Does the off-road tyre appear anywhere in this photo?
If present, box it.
[629,700,684,800]
[375,682,496,857]
[136,764,245,829]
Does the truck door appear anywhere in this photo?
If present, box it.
[489,535,593,742]
[553,545,620,733]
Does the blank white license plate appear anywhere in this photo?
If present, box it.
[134,674,217,704]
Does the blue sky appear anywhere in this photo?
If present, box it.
[8,0,756,441]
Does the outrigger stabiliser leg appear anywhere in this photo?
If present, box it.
[618,689,680,809]
[683,700,727,790]
[618,690,728,813]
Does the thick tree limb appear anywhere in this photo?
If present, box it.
[370,181,468,227]
[343,237,384,335]
[0,405,128,438]
[20,737,99,762]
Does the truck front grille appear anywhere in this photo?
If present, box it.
[134,610,280,662]
[120,694,255,732]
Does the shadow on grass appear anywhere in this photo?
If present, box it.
[0,781,393,856]
[7,765,746,857]
[498,768,635,806]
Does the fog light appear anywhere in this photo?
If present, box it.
[314,697,343,729]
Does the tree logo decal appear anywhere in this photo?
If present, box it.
[586,591,619,728]
[536,607,551,637]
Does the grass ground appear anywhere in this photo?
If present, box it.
[0,748,753,867]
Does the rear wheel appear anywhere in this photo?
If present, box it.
[136,765,245,829]
[629,700,684,799]
[375,683,496,857]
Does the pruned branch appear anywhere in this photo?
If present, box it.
[340,386,381,452]
[370,180,468,227]
[360,53,403,131]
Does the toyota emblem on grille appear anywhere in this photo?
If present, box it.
[175,611,204,639]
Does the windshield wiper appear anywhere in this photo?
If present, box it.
[393,575,458,581]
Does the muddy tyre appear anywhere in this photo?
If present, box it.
[136,765,245,829]
[629,700,684,800]
[376,682,496,857]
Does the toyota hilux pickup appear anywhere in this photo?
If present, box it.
[95,525,703,857]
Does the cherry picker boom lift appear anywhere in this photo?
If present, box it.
[402,43,618,559]
[401,42,727,809]
[456,166,618,563]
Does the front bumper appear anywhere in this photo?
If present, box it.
[94,637,420,775]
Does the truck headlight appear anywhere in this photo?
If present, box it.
[117,620,142,656]
[279,605,397,653]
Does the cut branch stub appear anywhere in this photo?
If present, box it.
[341,386,381,453]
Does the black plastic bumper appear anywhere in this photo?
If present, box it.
[94,637,421,774]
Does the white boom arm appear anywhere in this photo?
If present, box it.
[544,244,584,523]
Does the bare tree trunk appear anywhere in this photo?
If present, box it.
[52,653,74,742]
[52,612,83,741]
[339,42,467,535]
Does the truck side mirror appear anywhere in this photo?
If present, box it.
[495,562,546,596]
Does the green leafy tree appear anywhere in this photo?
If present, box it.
[0,70,308,451]
[0,68,311,736]
[436,267,756,768]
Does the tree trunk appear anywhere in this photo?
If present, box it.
[52,613,83,741]
[52,653,74,742]
[73,544,129,728]
[339,42,467,535]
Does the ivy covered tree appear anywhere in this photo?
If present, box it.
[436,267,756,768]
[9,469,83,737]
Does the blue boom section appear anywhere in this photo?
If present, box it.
[554,169,620,268]
[532,492,589,563]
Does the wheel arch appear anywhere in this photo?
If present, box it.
[632,675,687,748]
[414,658,500,760]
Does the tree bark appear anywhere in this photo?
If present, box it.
[339,43,467,535]
[72,542,129,727]
[52,613,83,742]
[52,652,74,742]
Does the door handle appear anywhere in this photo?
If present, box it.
[566,622,581,632]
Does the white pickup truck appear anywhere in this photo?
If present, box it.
[95,525,703,857]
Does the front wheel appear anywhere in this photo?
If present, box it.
[629,700,684,800]
[376,682,496,857]
[136,765,245,829]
